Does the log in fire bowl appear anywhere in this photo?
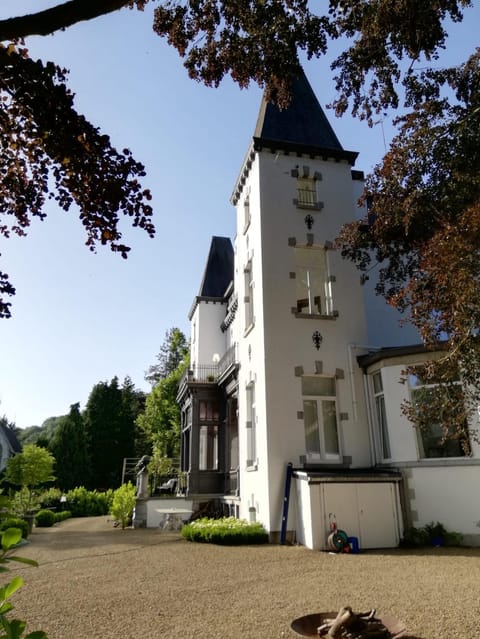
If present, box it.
[291,607,406,639]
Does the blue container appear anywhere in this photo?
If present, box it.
[347,536,360,554]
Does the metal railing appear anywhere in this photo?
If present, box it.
[297,188,317,207]
[217,343,238,378]
[182,344,239,384]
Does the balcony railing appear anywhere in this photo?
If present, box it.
[217,343,237,378]
[183,344,238,384]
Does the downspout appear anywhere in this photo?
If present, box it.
[347,344,381,465]
[363,373,377,467]
[280,462,293,545]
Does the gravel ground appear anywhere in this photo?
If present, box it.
[9,517,480,639]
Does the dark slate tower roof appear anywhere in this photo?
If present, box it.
[0,425,21,454]
[253,68,357,164]
[198,236,234,298]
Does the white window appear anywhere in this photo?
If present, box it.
[372,372,391,460]
[199,425,218,470]
[198,401,219,470]
[295,246,332,315]
[244,261,254,330]
[246,383,256,468]
[408,374,469,459]
[302,376,340,461]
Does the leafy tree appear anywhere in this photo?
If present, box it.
[84,376,144,489]
[17,416,64,447]
[145,328,189,386]
[4,444,55,489]
[1,2,478,441]
[0,1,475,317]
[137,357,189,459]
[4,444,55,515]
[338,50,480,440]
[49,403,90,490]
[120,377,147,457]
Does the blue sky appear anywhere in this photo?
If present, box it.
[0,2,478,428]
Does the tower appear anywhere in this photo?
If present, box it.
[230,69,376,537]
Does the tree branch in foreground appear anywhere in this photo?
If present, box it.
[0,0,148,42]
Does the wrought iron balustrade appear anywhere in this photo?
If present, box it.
[184,344,239,384]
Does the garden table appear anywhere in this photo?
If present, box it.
[155,507,192,531]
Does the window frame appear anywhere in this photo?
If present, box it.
[301,375,341,462]
[198,424,219,471]
[198,400,220,471]
[371,371,391,461]
[296,176,317,209]
[243,195,251,233]
[408,374,469,460]
[246,382,257,469]
[244,261,254,332]
[294,246,333,317]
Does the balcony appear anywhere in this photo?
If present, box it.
[182,344,239,385]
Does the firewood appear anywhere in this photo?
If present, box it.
[327,606,355,638]
[316,607,393,639]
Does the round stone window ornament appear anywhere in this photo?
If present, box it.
[312,331,323,350]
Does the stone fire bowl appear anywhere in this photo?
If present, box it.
[290,611,407,638]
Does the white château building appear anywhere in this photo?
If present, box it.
[176,69,480,549]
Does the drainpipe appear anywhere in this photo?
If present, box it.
[347,344,381,466]
[363,373,377,467]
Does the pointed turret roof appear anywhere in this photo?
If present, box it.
[189,236,234,319]
[197,236,234,298]
[253,68,357,164]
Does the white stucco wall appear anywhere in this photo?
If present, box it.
[233,156,272,528]
[405,465,480,544]
[366,356,480,544]
[232,148,378,534]
[190,301,228,371]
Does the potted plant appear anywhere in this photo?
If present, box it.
[424,521,447,547]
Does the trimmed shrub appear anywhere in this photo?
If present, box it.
[0,517,29,539]
[110,483,136,529]
[39,487,63,511]
[54,510,72,523]
[182,517,268,545]
[35,509,56,527]
[65,487,114,517]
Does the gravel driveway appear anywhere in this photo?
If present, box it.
[9,517,480,639]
